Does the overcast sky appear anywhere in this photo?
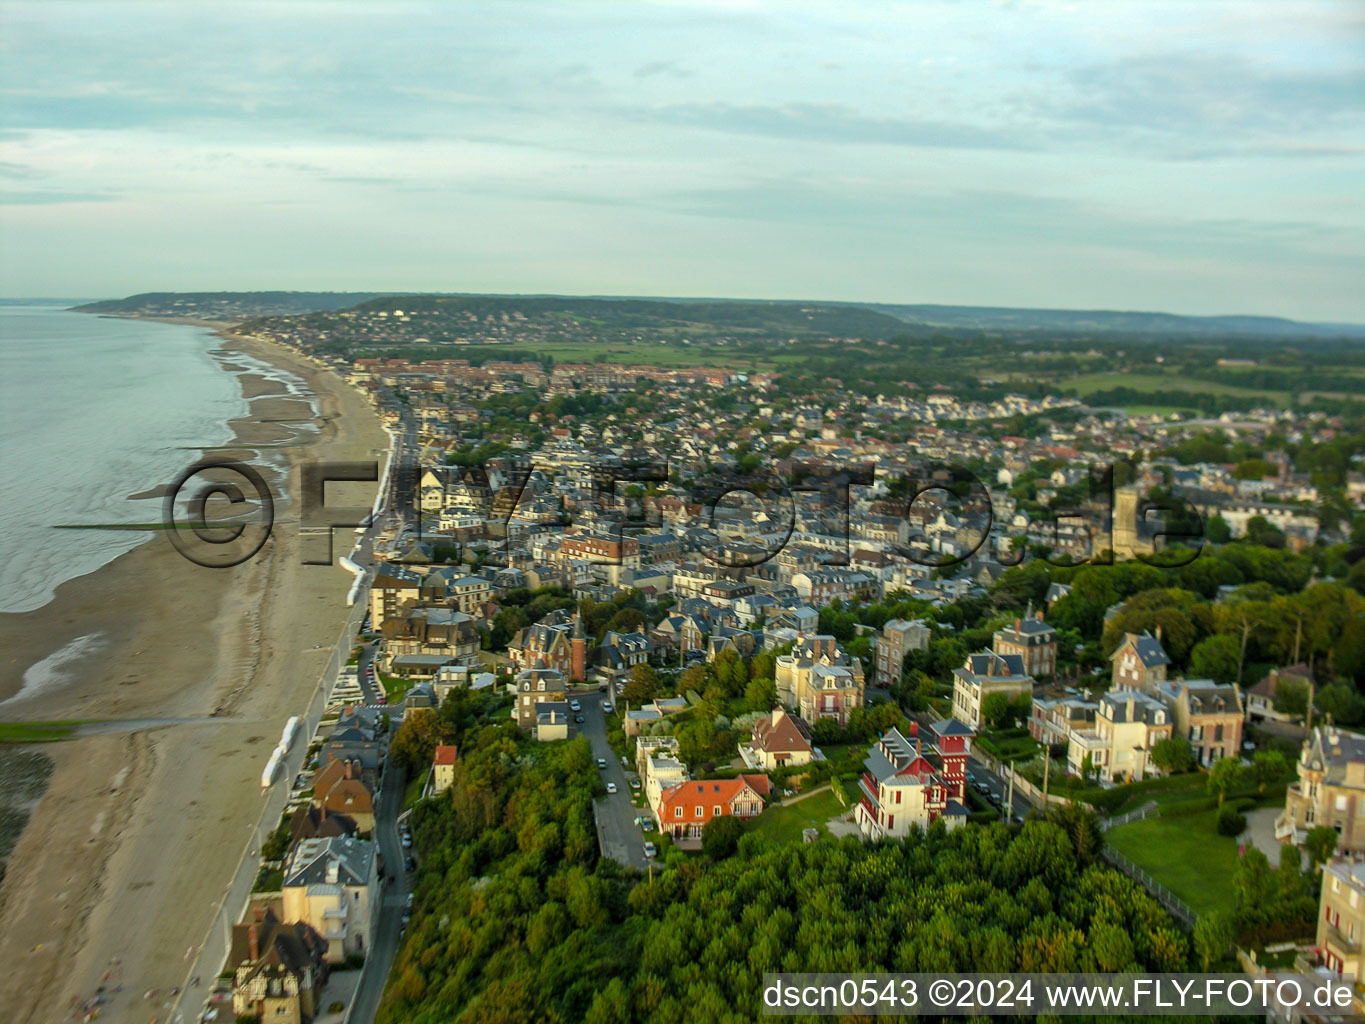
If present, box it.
[1,0,1362,321]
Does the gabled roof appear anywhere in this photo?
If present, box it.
[752,709,813,755]
[1112,630,1171,668]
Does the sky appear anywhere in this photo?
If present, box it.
[1,0,1362,322]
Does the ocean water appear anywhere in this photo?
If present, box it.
[0,302,253,612]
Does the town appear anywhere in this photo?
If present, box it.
[166,291,1365,1023]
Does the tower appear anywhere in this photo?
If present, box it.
[571,609,587,682]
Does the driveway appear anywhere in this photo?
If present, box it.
[345,762,408,1024]
[578,694,650,871]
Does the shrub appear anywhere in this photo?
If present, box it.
[1216,806,1247,836]
[328,1001,345,1013]
[1231,797,1257,814]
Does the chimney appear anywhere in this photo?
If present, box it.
[1155,625,1163,642]
[1015,618,1022,636]
[916,736,922,758]
[248,924,260,962]
[908,721,919,738]
[343,760,354,780]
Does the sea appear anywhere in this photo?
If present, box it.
[0,300,296,614]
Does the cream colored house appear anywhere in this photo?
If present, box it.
[1067,690,1171,782]
[281,836,378,963]
[638,736,689,813]
[1314,856,1365,1016]
[774,635,865,726]
[1277,726,1365,851]
[951,651,1034,729]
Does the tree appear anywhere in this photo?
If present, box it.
[1206,757,1244,807]
[1315,682,1365,726]
[1151,736,1196,775]
[1193,912,1234,971]
[701,814,743,859]
[1046,802,1104,868]
[1216,805,1246,836]
[1306,825,1338,873]
[980,692,1014,730]
[622,664,660,703]
[1189,634,1240,684]
[390,709,456,775]
[1251,750,1288,792]
[1206,515,1232,544]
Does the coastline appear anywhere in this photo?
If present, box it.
[0,319,389,1023]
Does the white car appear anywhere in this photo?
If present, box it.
[643,842,657,858]
[601,702,613,714]
[606,782,617,794]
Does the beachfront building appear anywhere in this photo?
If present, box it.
[281,836,378,963]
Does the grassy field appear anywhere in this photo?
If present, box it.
[1062,371,1291,408]
[0,721,85,743]
[1105,807,1240,917]
[749,785,852,843]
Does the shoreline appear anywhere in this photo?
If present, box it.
[0,318,389,1023]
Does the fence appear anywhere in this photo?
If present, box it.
[1100,845,1197,928]
[1102,799,1159,831]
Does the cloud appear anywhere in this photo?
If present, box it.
[632,101,1037,151]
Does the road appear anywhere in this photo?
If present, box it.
[346,762,408,1024]
[577,693,651,871]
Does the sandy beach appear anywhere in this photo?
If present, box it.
[0,325,388,1023]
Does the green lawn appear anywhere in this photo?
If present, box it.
[1105,808,1239,917]
[0,721,86,743]
[749,788,849,844]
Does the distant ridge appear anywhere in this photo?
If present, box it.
[70,290,1365,340]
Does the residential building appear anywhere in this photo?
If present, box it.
[1245,664,1311,723]
[1277,726,1365,851]
[230,906,328,1024]
[855,721,973,839]
[514,666,567,732]
[1067,689,1171,782]
[1110,629,1171,694]
[774,634,866,726]
[951,651,1034,729]
[1316,857,1365,985]
[747,708,814,771]
[281,836,378,963]
[432,745,458,795]
[655,775,768,841]
[311,759,375,834]
[874,618,930,687]
[1155,679,1245,766]
[992,606,1058,679]
[368,565,422,628]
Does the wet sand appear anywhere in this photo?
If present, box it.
[0,326,387,1023]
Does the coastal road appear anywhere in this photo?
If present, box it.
[580,695,650,871]
[347,762,408,1024]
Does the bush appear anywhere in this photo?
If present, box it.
[1231,797,1257,814]
[1216,806,1247,836]
[328,1001,345,1013]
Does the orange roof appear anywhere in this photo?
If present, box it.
[433,745,458,766]
[657,777,765,828]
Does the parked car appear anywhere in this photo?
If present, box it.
[575,714,585,724]
[629,778,640,790]
[570,700,582,711]
[401,835,412,848]
[404,856,415,872]
[601,702,614,715]
[606,782,617,794]
[634,816,651,828]
[597,758,607,770]
[643,842,657,858]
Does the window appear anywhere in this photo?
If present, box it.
[713,805,722,816]
[895,790,902,804]
[1336,794,1348,812]
[674,807,682,818]
[695,807,702,817]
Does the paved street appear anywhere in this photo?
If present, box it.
[578,694,651,871]
[346,762,408,1024]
